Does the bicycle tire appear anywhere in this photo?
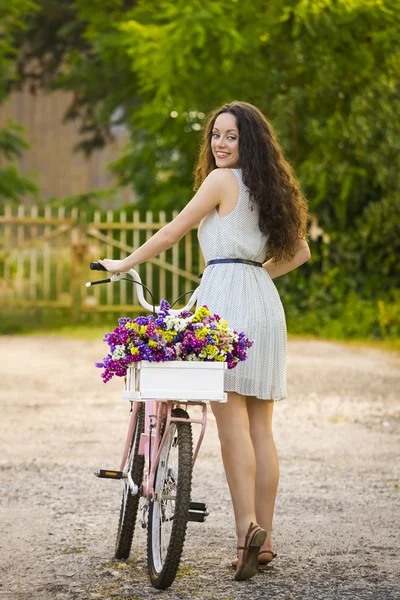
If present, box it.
[147,407,193,589]
[115,402,145,559]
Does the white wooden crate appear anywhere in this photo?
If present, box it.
[122,361,227,402]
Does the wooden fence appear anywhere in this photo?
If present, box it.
[0,204,205,318]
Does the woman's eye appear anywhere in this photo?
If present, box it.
[212,134,236,140]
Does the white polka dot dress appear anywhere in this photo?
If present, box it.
[197,168,287,401]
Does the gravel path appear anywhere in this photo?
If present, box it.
[0,336,399,600]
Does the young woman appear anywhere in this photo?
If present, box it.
[99,101,310,582]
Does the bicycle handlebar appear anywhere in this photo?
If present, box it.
[90,261,107,271]
[86,262,199,315]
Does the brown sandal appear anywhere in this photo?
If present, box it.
[234,522,267,581]
[258,549,277,570]
[231,549,277,570]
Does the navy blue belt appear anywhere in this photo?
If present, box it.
[199,258,263,278]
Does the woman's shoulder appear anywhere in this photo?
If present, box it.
[203,168,240,189]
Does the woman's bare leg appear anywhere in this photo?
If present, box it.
[210,392,258,543]
[246,396,279,554]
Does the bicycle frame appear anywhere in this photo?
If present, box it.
[120,399,208,499]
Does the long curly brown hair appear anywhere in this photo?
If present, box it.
[194,101,308,262]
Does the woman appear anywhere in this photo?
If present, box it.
[99,101,310,582]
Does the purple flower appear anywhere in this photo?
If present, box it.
[178,309,193,319]
[135,316,150,326]
[118,317,132,326]
[159,299,170,313]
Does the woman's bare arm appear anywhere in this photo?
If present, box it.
[99,169,233,273]
[262,238,311,279]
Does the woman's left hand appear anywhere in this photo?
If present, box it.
[98,258,131,273]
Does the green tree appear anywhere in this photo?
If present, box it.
[0,0,39,205]
[0,122,39,203]
[11,0,400,224]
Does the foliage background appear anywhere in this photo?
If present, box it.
[1,0,399,338]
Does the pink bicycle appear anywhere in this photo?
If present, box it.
[87,262,227,589]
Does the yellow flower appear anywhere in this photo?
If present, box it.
[192,306,211,323]
[205,344,218,357]
[148,340,158,348]
[126,322,139,332]
[130,347,140,355]
[195,327,207,340]
[216,319,228,331]
[161,329,177,342]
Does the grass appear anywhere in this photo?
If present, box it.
[60,546,84,554]
[175,564,199,579]
[27,324,112,340]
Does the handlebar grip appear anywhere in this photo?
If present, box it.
[86,278,111,287]
[90,261,107,271]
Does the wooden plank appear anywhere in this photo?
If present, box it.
[87,221,169,231]
[0,216,75,225]
[81,304,158,313]
[56,206,65,300]
[92,210,101,307]
[5,299,72,309]
[159,210,166,302]
[70,207,80,323]
[172,210,179,301]
[3,205,12,280]
[106,209,113,306]
[145,211,153,300]
[30,205,38,300]
[120,210,127,306]
[43,205,51,300]
[16,205,25,298]
[133,210,140,304]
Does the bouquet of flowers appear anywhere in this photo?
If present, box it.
[96,300,253,383]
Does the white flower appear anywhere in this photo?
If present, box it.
[111,345,126,359]
[186,353,200,361]
[164,315,188,332]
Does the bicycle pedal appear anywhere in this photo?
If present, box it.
[188,501,209,523]
[94,469,124,480]
[189,501,207,512]
[188,510,207,523]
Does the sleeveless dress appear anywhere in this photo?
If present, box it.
[197,168,287,401]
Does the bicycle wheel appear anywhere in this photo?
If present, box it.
[115,402,145,559]
[147,407,193,589]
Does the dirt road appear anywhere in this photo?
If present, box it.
[0,335,399,600]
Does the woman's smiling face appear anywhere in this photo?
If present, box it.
[211,112,240,169]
